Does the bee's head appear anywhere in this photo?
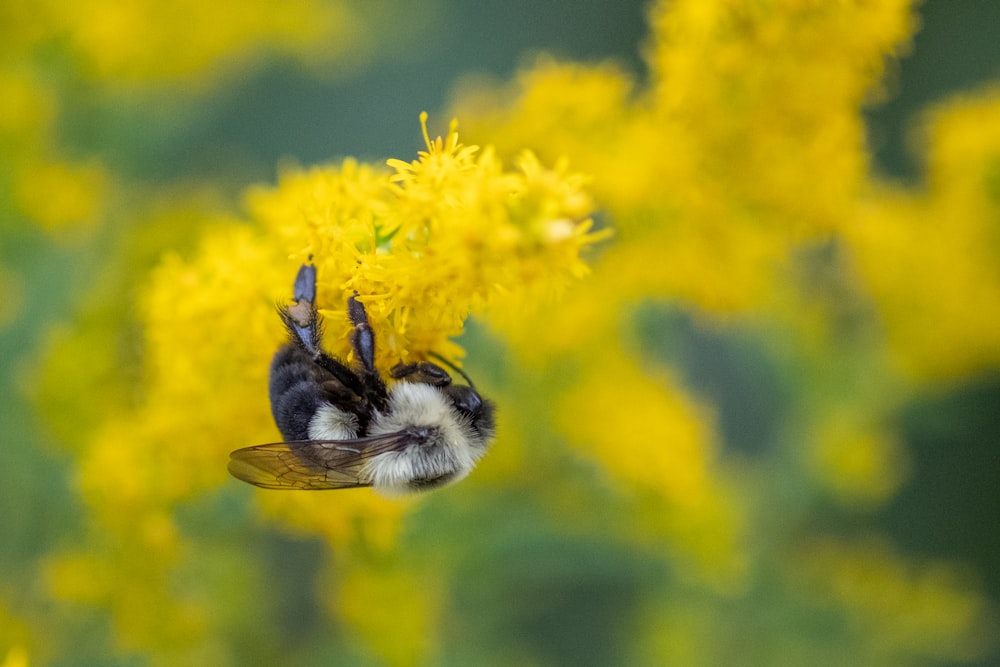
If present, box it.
[390,357,496,442]
[443,383,495,442]
[444,383,482,416]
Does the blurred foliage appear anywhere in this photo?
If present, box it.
[2,0,1000,666]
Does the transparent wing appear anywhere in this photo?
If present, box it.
[227,432,413,490]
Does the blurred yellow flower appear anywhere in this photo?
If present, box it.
[0,0,374,241]
[846,90,1000,379]
[456,0,917,312]
[12,158,107,234]
[0,602,32,667]
[795,538,994,662]
[1,646,28,667]
[33,0,360,86]
[449,0,996,660]
[332,558,443,667]
[811,414,909,506]
[0,70,55,139]
[555,348,744,581]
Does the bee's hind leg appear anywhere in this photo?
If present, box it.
[347,295,376,373]
[280,263,322,356]
[277,264,365,395]
[347,295,389,408]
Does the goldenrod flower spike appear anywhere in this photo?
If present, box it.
[264,113,603,373]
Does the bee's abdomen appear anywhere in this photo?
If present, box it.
[269,345,330,441]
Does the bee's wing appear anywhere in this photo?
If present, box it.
[227,433,412,490]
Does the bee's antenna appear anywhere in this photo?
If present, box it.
[429,352,477,389]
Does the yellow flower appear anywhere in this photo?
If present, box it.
[794,538,994,662]
[332,558,443,667]
[51,0,359,85]
[453,2,995,657]
[0,0,370,242]
[555,346,745,582]
[845,90,1000,379]
[12,158,107,234]
[1,646,28,667]
[456,0,918,311]
[0,601,32,667]
[40,117,601,662]
[810,413,909,506]
[252,112,604,370]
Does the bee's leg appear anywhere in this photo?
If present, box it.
[280,263,321,355]
[279,264,364,397]
[348,295,389,409]
[391,361,452,386]
[347,295,375,372]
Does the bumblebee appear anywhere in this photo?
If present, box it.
[228,264,496,494]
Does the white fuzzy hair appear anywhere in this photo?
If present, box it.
[308,404,360,441]
[362,383,484,496]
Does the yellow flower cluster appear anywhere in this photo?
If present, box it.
[810,414,909,506]
[5,3,384,662]
[1,647,28,667]
[251,113,604,370]
[0,63,108,234]
[459,0,915,312]
[449,0,996,658]
[42,115,601,662]
[0,0,360,239]
[554,352,744,583]
[847,91,1000,379]
[0,601,31,667]
[793,538,993,661]
[11,0,353,87]
[447,0,919,585]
